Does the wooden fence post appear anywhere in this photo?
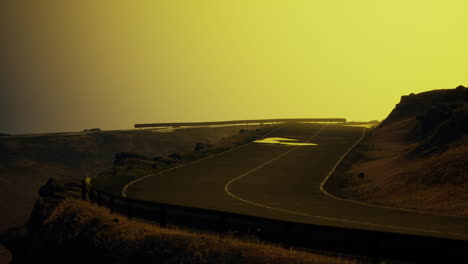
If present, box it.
[160,205,167,228]
[81,179,87,200]
[97,191,102,207]
[217,213,226,234]
[127,200,133,219]
[109,197,115,214]
[369,233,381,264]
[89,188,94,204]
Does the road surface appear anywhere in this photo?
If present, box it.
[125,123,468,240]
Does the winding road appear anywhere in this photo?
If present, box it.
[124,123,468,241]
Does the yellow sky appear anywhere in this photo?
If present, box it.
[1,0,467,134]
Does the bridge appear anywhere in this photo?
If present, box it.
[134,118,346,128]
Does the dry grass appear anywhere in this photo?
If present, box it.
[326,117,468,217]
[40,198,365,264]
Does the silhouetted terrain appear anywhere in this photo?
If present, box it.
[2,179,363,264]
[0,125,262,233]
[326,86,468,215]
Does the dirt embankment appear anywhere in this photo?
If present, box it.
[0,125,264,233]
[1,179,363,264]
[325,86,468,216]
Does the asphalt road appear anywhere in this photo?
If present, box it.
[125,123,468,240]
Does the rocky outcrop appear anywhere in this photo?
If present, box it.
[376,86,468,156]
[28,178,68,232]
[412,104,468,156]
[113,152,147,167]
[194,142,212,152]
[381,86,468,126]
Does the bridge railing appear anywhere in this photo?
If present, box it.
[81,178,468,263]
[134,118,347,128]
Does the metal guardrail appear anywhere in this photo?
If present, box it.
[135,118,347,128]
[81,178,468,263]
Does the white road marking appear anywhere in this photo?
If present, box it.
[224,125,468,238]
[224,125,327,197]
[121,126,281,197]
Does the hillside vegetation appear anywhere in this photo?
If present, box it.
[1,179,364,264]
[325,86,468,216]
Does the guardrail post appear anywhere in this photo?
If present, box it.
[97,191,102,207]
[109,196,115,214]
[217,213,226,234]
[283,222,292,242]
[81,179,87,200]
[160,205,167,228]
[127,200,133,219]
[89,188,94,204]
[369,234,381,264]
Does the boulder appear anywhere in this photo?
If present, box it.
[168,153,182,160]
[113,152,146,167]
[38,178,65,197]
[194,142,211,152]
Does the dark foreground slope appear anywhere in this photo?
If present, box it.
[1,179,362,264]
[325,85,468,216]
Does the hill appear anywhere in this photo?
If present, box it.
[325,85,468,216]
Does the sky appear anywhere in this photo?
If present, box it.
[1,0,467,134]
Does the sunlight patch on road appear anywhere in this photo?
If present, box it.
[254,137,318,146]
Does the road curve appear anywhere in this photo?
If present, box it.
[125,123,468,240]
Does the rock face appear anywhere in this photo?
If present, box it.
[28,178,67,231]
[38,179,65,197]
[379,86,468,156]
[412,104,468,156]
[381,86,468,126]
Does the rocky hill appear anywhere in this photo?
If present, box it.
[326,85,468,216]
[382,85,468,156]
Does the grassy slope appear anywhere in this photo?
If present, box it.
[325,88,468,216]
[19,197,363,264]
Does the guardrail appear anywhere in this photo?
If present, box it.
[135,118,347,128]
[82,178,468,263]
